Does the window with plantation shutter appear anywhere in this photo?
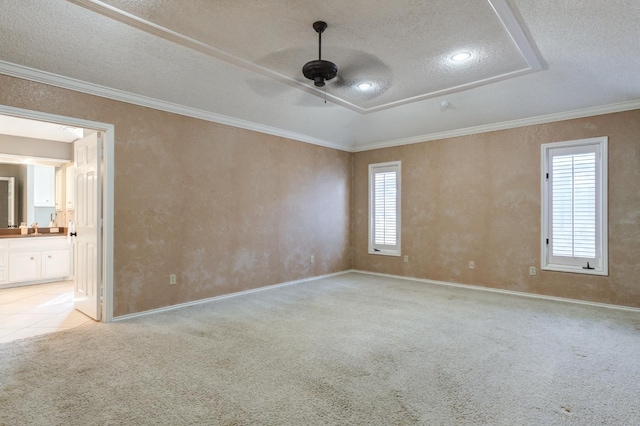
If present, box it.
[369,161,401,256]
[542,137,608,275]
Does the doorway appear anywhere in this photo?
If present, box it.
[0,280,94,343]
[0,105,114,336]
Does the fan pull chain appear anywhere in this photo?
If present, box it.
[324,85,327,104]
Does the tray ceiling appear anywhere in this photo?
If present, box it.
[76,0,542,113]
[1,0,639,150]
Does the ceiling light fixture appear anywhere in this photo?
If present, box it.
[302,21,338,87]
[60,126,83,138]
[357,82,373,91]
[451,51,472,62]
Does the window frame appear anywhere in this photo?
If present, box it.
[541,137,608,276]
[368,161,401,257]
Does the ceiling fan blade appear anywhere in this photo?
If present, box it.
[249,41,393,104]
[328,52,392,100]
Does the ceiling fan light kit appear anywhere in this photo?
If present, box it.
[451,51,472,62]
[302,21,338,87]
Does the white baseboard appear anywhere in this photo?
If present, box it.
[352,270,640,313]
[0,277,73,290]
[113,268,639,321]
[113,270,353,322]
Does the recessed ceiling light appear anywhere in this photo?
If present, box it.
[357,82,373,91]
[451,52,472,62]
[60,126,83,138]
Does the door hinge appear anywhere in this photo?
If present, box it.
[100,218,104,228]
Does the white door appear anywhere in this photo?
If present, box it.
[74,132,102,320]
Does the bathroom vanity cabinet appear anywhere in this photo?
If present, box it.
[0,236,72,287]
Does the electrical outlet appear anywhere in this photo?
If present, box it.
[310,255,315,264]
[469,261,475,270]
[403,255,409,263]
[169,274,177,285]
[529,266,537,276]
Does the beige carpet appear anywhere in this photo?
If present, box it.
[1,273,639,425]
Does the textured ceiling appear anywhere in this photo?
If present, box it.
[0,114,79,143]
[91,0,540,112]
[0,0,639,151]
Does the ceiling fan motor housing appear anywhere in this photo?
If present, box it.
[303,59,338,87]
[302,21,338,87]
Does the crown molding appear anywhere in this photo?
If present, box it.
[351,99,640,152]
[0,61,347,152]
[2,60,639,155]
[489,0,546,71]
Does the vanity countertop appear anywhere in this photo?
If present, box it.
[0,228,68,239]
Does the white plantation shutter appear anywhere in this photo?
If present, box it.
[551,151,596,258]
[369,162,401,256]
[542,138,607,275]
[374,171,397,245]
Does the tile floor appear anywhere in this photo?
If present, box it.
[0,280,95,343]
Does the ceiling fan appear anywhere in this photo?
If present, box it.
[302,21,338,87]
[245,20,388,105]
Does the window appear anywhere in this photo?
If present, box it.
[369,161,401,256]
[541,137,608,275]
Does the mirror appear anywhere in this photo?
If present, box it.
[0,163,60,228]
[0,163,24,228]
[0,113,78,229]
[0,176,15,227]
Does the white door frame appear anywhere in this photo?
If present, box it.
[0,104,115,322]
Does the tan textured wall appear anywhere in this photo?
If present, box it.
[0,75,351,316]
[2,73,638,311]
[353,110,640,308]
